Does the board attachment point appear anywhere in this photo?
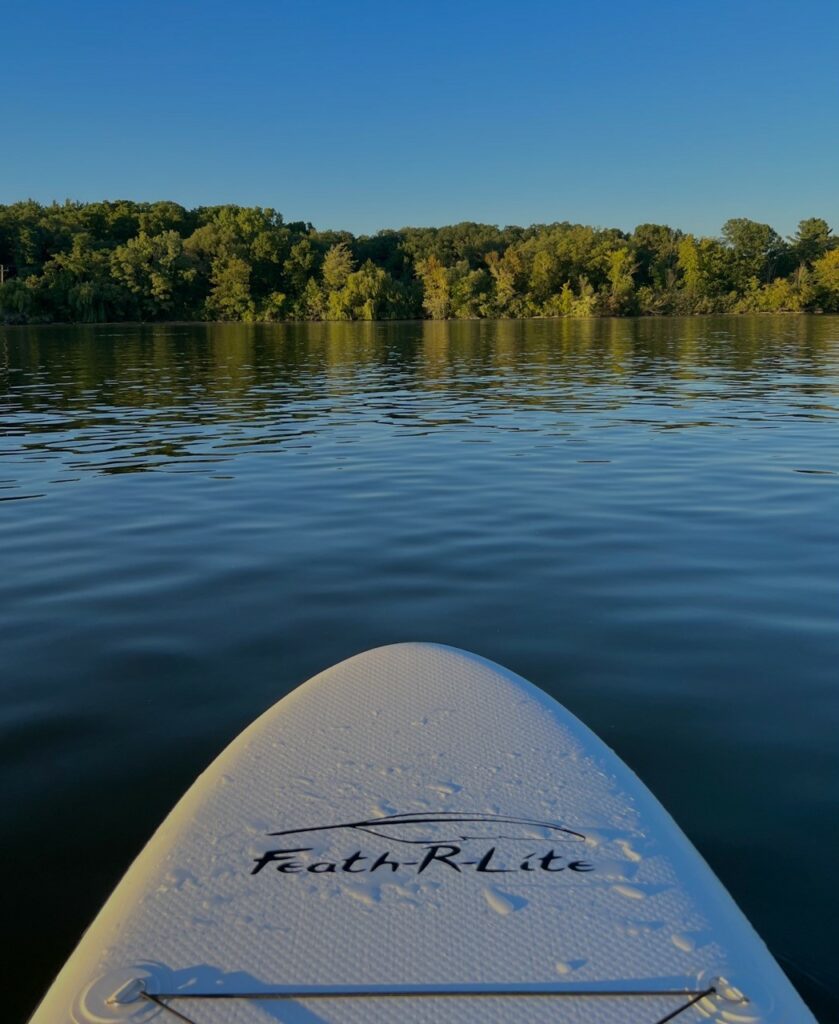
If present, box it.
[73,967,163,1023]
[710,976,749,1004]
[106,977,146,1006]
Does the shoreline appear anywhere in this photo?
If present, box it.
[1,310,831,330]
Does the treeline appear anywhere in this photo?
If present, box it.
[1,201,838,324]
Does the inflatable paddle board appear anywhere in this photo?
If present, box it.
[30,643,815,1023]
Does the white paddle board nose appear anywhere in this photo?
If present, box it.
[31,643,816,1023]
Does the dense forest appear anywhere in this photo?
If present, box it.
[1,201,838,324]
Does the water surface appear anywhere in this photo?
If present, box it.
[2,317,838,1021]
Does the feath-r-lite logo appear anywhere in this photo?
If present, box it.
[251,812,595,877]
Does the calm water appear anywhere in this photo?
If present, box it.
[2,317,838,1021]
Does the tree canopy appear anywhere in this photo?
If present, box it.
[1,201,837,323]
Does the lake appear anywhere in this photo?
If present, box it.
[2,316,838,1021]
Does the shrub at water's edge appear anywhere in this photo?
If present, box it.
[1,202,838,324]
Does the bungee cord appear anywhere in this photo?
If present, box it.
[138,982,721,1024]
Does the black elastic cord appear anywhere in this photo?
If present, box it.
[141,983,720,1023]
[139,991,198,1024]
[652,985,716,1023]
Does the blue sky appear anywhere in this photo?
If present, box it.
[2,0,837,238]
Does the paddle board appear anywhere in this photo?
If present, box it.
[30,643,815,1023]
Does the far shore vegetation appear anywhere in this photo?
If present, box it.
[1,201,838,325]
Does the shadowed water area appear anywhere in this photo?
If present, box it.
[2,316,838,1022]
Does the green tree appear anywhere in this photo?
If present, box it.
[0,277,38,321]
[284,238,317,298]
[207,255,253,320]
[330,261,401,320]
[721,218,785,290]
[631,224,681,289]
[528,249,558,306]
[789,218,833,270]
[298,277,325,320]
[485,247,527,316]
[111,230,195,319]
[571,276,598,316]
[677,235,702,299]
[321,242,355,292]
[39,235,126,322]
[604,247,636,314]
[813,249,839,310]
[450,266,492,318]
[415,255,451,319]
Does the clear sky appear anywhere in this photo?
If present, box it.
[2,0,837,238]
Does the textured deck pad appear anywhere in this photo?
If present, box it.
[32,644,813,1023]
